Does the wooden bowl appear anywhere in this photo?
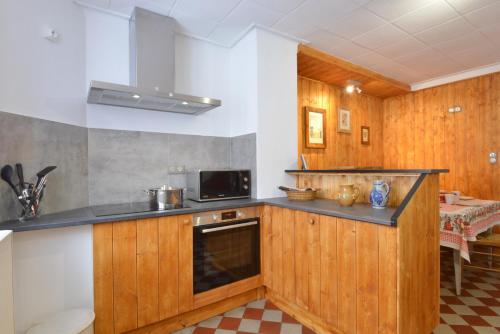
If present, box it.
[286,190,316,201]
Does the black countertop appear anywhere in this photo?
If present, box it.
[285,168,449,174]
[0,198,397,232]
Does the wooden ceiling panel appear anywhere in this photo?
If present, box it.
[297,45,411,98]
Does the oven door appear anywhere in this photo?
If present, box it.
[193,218,260,294]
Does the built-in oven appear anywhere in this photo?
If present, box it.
[193,207,260,294]
[187,170,251,202]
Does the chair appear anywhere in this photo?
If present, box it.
[465,232,500,272]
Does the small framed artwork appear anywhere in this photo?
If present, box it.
[361,126,370,145]
[304,106,326,149]
[338,108,351,133]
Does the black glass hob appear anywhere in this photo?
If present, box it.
[92,202,190,217]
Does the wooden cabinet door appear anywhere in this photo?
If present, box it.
[178,214,194,313]
[262,206,296,303]
[93,215,194,334]
[294,210,321,316]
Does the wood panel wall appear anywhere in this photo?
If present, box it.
[383,73,500,200]
[295,173,419,208]
[298,76,384,170]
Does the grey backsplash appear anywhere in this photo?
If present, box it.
[0,111,89,221]
[88,129,236,205]
[0,111,257,219]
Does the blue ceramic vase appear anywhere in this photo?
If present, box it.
[370,180,390,209]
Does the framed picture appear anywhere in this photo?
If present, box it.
[304,106,326,149]
[361,126,370,145]
[338,108,351,133]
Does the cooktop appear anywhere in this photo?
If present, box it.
[92,202,190,217]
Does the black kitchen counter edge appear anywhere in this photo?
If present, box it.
[285,168,449,174]
[0,197,397,232]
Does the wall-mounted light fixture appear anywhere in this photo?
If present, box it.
[345,80,362,94]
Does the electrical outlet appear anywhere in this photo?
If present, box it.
[168,166,186,174]
[454,106,461,112]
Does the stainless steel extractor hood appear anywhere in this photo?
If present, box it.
[87,8,221,115]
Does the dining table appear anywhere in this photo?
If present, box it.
[439,198,500,295]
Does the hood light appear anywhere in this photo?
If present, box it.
[182,101,189,105]
[132,94,141,99]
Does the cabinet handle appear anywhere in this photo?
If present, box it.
[309,218,315,225]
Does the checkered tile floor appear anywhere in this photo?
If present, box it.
[433,250,500,334]
[174,251,500,334]
[172,299,315,334]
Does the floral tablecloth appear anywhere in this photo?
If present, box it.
[440,200,500,262]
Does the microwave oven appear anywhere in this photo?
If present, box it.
[187,170,251,202]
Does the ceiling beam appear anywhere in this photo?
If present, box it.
[298,44,411,95]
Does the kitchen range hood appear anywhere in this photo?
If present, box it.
[87,8,221,115]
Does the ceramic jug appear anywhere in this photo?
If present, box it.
[370,180,390,209]
[336,184,360,207]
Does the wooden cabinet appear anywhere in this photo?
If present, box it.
[93,214,193,334]
[263,206,400,334]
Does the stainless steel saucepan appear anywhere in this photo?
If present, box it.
[146,185,184,209]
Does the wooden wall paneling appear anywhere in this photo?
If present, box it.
[178,215,194,314]
[282,208,296,303]
[397,174,440,333]
[378,226,398,334]
[112,221,138,334]
[454,81,468,195]
[441,85,454,191]
[298,77,384,170]
[319,215,338,327]
[355,222,379,334]
[413,90,425,171]
[137,218,160,327]
[158,216,179,319]
[476,76,490,198]
[336,219,357,334]
[271,206,284,296]
[491,73,500,200]
[383,73,500,200]
[93,223,114,334]
[295,173,418,208]
[261,206,273,288]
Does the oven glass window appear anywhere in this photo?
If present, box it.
[193,220,260,294]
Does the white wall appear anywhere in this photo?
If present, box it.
[255,29,298,198]
[0,231,15,334]
[84,8,234,137]
[12,226,93,334]
[0,0,87,126]
[229,30,259,137]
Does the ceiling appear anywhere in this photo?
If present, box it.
[77,0,500,85]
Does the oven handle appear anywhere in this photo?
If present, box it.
[201,221,258,234]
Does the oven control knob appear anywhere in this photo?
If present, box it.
[212,214,218,221]
[243,177,248,182]
[243,185,248,190]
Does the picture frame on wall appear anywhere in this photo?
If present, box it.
[338,108,351,133]
[361,126,370,145]
[304,106,326,149]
